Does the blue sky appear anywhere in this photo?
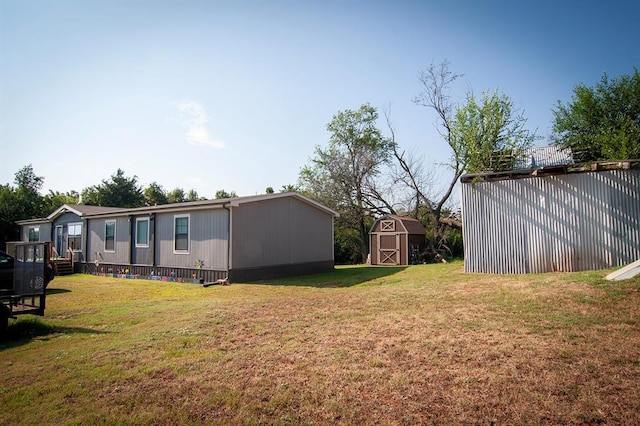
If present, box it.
[1,0,638,200]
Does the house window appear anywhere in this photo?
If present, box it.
[68,223,82,251]
[105,220,116,252]
[136,218,149,248]
[174,214,189,253]
[28,226,40,242]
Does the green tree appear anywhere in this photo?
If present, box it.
[81,169,145,207]
[215,189,237,199]
[0,165,48,248]
[552,69,640,162]
[452,91,534,174]
[0,184,21,248]
[42,190,80,213]
[144,182,169,206]
[14,164,44,193]
[167,188,186,204]
[280,184,300,193]
[333,226,364,264]
[395,61,534,255]
[13,164,45,220]
[265,187,274,194]
[300,103,394,263]
[187,189,204,201]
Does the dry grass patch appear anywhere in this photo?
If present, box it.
[1,262,639,424]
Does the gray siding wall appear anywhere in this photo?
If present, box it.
[132,246,152,265]
[86,216,131,264]
[462,169,640,273]
[53,212,83,254]
[22,222,52,242]
[230,197,334,269]
[155,208,229,269]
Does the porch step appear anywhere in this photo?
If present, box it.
[53,260,74,276]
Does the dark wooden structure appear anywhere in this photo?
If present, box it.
[369,215,426,265]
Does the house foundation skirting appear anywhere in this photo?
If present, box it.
[81,262,228,283]
[80,260,335,283]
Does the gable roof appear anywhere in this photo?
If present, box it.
[80,192,340,218]
[227,192,340,217]
[16,204,127,226]
[393,215,427,235]
[371,215,426,235]
[47,204,126,220]
[17,193,339,225]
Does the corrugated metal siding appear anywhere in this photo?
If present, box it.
[462,169,640,273]
[231,197,334,269]
[155,208,228,269]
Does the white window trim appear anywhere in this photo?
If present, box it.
[28,226,40,242]
[135,217,150,248]
[105,220,116,253]
[173,214,190,254]
[67,222,83,252]
[68,222,82,236]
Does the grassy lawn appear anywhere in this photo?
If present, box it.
[1,262,639,425]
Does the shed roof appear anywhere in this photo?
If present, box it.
[372,215,426,235]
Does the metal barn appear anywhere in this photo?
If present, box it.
[461,161,640,274]
[369,215,426,265]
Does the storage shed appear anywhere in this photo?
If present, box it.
[369,215,426,265]
[461,161,640,274]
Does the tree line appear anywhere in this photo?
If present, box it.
[2,63,638,263]
[0,166,247,246]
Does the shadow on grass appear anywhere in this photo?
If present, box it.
[0,317,110,349]
[255,265,408,288]
[46,288,71,295]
